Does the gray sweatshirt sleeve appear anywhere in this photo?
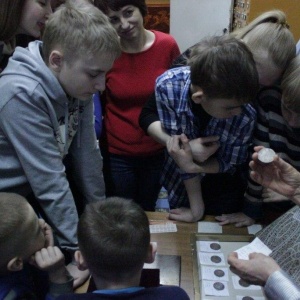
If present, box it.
[0,91,78,251]
[265,270,300,300]
[68,98,106,204]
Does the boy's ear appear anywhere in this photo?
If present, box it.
[49,50,64,72]
[74,250,89,271]
[145,242,157,264]
[191,88,204,104]
[7,257,24,272]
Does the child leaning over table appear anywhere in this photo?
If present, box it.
[141,35,259,223]
[0,193,73,299]
[57,197,190,300]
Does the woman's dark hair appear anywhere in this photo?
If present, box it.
[0,0,25,41]
[94,0,148,17]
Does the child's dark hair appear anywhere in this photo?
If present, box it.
[94,0,148,17]
[78,197,150,280]
[188,35,259,103]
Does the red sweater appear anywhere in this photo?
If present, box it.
[103,30,180,156]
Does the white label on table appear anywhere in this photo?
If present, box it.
[203,280,229,296]
[234,237,272,260]
[149,222,177,233]
[197,241,222,252]
[198,252,226,266]
[201,266,229,281]
[198,221,223,233]
[247,224,262,234]
[232,275,262,290]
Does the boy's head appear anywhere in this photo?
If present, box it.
[187,35,259,119]
[76,198,155,283]
[281,55,300,128]
[42,0,121,100]
[0,193,46,275]
[94,0,148,17]
[232,10,295,86]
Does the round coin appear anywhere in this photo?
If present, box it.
[211,255,222,263]
[214,269,225,277]
[210,242,221,250]
[239,278,250,287]
[213,282,225,291]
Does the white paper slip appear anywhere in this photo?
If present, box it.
[198,252,226,266]
[237,296,265,300]
[232,275,262,290]
[150,222,177,233]
[247,224,262,234]
[198,221,222,233]
[293,209,300,222]
[201,266,229,281]
[203,280,229,296]
[197,241,222,252]
[234,237,272,260]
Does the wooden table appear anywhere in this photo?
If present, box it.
[147,212,250,299]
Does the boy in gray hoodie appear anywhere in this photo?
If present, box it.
[0,0,121,287]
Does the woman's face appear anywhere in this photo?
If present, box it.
[107,5,144,40]
[18,0,52,38]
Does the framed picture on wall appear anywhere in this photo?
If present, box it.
[145,0,170,33]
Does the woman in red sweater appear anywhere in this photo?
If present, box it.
[94,0,180,211]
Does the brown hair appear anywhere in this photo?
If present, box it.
[94,0,148,17]
[188,35,259,103]
[78,197,150,281]
[0,0,25,41]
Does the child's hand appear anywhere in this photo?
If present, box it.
[31,246,69,284]
[38,219,54,247]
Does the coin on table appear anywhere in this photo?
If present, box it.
[242,296,254,300]
[213,282,225,291]
[214,269,225,277]
[239,278,250,287]
[210,242,221,250]
[210,255,222,263]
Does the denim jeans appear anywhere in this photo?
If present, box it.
[103,151,165,211]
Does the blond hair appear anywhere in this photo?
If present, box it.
[281,55,300,113]
[231,10,295,71]
[0,193,32,272]
[42,0,121,64]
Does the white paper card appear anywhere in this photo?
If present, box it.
[201,266,229,281]
[232,275,262,290]
[150,222,177,233]
[197,241,222,252]
[198,252,226,266]
[234,237,272,260]
[198,221,222,233]
[247,224,262,234]
[203,280,229,296]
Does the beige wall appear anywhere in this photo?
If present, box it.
[246,0,300,41]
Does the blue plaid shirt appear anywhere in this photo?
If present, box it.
[155,66,257,208]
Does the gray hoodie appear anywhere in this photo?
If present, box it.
[0,41,105,251]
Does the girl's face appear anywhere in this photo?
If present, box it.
[281,101,300,128]
[18,0,52,38]
[107,5,144,41]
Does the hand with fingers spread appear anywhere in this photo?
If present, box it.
[215,212,255,227]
